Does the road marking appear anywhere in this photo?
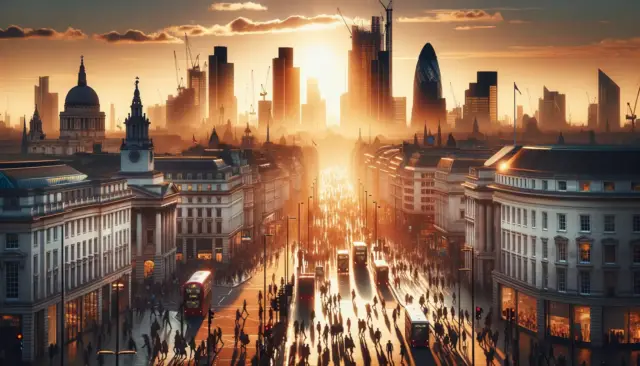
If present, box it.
[217,296,226,305]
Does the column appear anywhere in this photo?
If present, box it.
[485,204,493,253]
[136,212,142,257]
[182,238,187,264]
[478,202,486,252]
[590,305,603,347]
[536,298,546,340]
[154,211,163,283]
[155,212,162,256]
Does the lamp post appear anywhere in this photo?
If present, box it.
[364,190,368,230]
[261,233,273,361]
[60,225,65,366]
[307,196,312,253]
[460,244,475,366]
[111,278,125,366]
[286,216,297,281]
[373,201,378,257]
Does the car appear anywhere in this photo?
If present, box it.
[315,266,325,278]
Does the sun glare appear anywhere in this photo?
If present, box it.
[299,43,344,122]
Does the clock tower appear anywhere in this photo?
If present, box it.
[120,77,154,173]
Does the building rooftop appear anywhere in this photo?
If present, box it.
[0,160,87,189]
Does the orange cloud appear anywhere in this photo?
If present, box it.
[0,25,86,40]
[508,20,531,24]
[454,25,497,31]
[441,37,640,59]
[166,15,342,37]
[398,9,503,23]
[209,2,267,11]
[93,29,181,44]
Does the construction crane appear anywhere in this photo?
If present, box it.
[337,8,352,38]
[449,82,460,109]
[249,70,256,117]
[378,0,393,53]
[173,50,183,91]
[184,34,199,71]
[626,85,640,132]
[260,66,270,101]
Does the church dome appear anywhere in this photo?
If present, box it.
[64,56,100,108]
[65,85,100,107]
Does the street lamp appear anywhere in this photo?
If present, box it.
[307,195,313,253]
[364,190,368,229]
[60,225,66,366]
[286,216,297,281]
[261,233,273,360]
[373,201,378,256]
[459,244,475,366]
[111,278,126,366]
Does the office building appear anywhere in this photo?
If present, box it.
[411,43,447,132]
[517,105,524,128]
[166,87,196,136]
[588,103,598,129]
[538,87,566,131]
[208,46,236,125]
[188,67,207,125]
[258,100,272,132]
[146,104,166,129]
[448,107,462,129]
[301,78,326,131]
[598,69,620,131]
[272,47,300,129]
[34,76,59,133]
[109,103,116,131]
[462,71,498,131]
[392,97,406,125]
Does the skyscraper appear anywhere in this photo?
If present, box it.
[301,78,326,131]
[598,69,620,131]
[538,86,566,131]
[392,97,406,125]
[208,46,235,125]
[588,103,598,129]
[462,71,497,131]
[272,47,300,129]
[517,105,524,128]
[188,67,207,125]
[109,103,116,131]
[411,43,446,132]
[34,76,59,133]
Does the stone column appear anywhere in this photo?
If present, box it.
[155,212,162,256]
[182,238,187,264]
[136,212,142,257]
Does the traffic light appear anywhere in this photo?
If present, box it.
[475,306,483,320]
[208,309,215,323]
[17,333,23,350]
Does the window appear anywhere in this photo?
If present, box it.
[197,208,202,218]
[459,210,465,219]
[557,213,567,231]
[542,180,548,190]
[542,238,548,259]
[517,209,521,225]
[197,221,203,234]
[206,221,212,234]
[542,212,548,230]
[558,181,567,191]
[177,209,182,218]
[557,268,567,292]
[177,222,182,234]
[523,210,528,227]
[532,180,536,189]
[542,262,548,289]
[634,244,640,264]
[604,245,616,264]
[216,222,222,234]
[634,272,640,295]
[532,210,536,228]
[187,208,193,217]
[579,215,591,232]
[579,241,591,263]
[557,241,567,262]
[6,233,18,249]
[206,208,212,218]
[604,215,615,232]
[512,207,515,224]
[187,222,193,234]
[5,262,19,298]
[633,215,640,232]
[531,236,536,257]
[579,271,591,294]
[604,181,615,192]
[579,181,591,192]
[53,226,58,240]
[216,208,222,218]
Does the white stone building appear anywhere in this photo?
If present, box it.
[0,161,133,362]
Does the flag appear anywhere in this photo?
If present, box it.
[117,124,122,130]
[514,82,522,95]
[192,134,197,144]
[312,140,317,147]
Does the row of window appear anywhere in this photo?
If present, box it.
[183,196,223,204]
[503,205,640,233]
[166,172,228,181]
[178,207,222,218]
[498,175,640,193]
[177,220,222,235]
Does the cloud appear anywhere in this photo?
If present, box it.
[441,37,640,59]
[210,2,267,11]
[398,9,503,23]
[93,29,181,44]
[166,14,343,37]
[0,25,86,40]
[508,20,531,24]
[454,25,497,31]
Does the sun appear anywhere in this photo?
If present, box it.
[299,43,345,122]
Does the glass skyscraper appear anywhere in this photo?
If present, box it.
[411,43,446,132]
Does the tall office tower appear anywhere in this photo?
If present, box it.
[188,67,207,125]
[272,47,300,129]
[371,50,392,123]
[109,103,116,131]
[147,104,167,129]
[166,88,196,136]
[588,103,598,129]
[34,76,59,133]
[517,105,524,128]
[301,78,326,131]
[208,46,235,125]
[411,43,446,132]
[448,107,462,128]
[538,87,567,131]
[598,69,620,131]
[392,97,406,125]
[258,100,272,130]
[462,71,498,131]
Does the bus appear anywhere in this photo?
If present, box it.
[352,241,368,265]
[298,274,315,303]
[183,270,213,317]
[372,259,389,286]
[337,250,349,274]
[405,305,429,348]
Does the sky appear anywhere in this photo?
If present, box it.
[1,0,639,128]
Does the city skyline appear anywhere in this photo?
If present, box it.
[1,0,639,127]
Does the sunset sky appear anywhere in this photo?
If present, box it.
[1,0,639,128]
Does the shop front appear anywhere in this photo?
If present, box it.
[603,307,640,346]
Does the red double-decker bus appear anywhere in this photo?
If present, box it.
[183,270,213,317]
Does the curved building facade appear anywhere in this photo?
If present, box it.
[411,43,446,131]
